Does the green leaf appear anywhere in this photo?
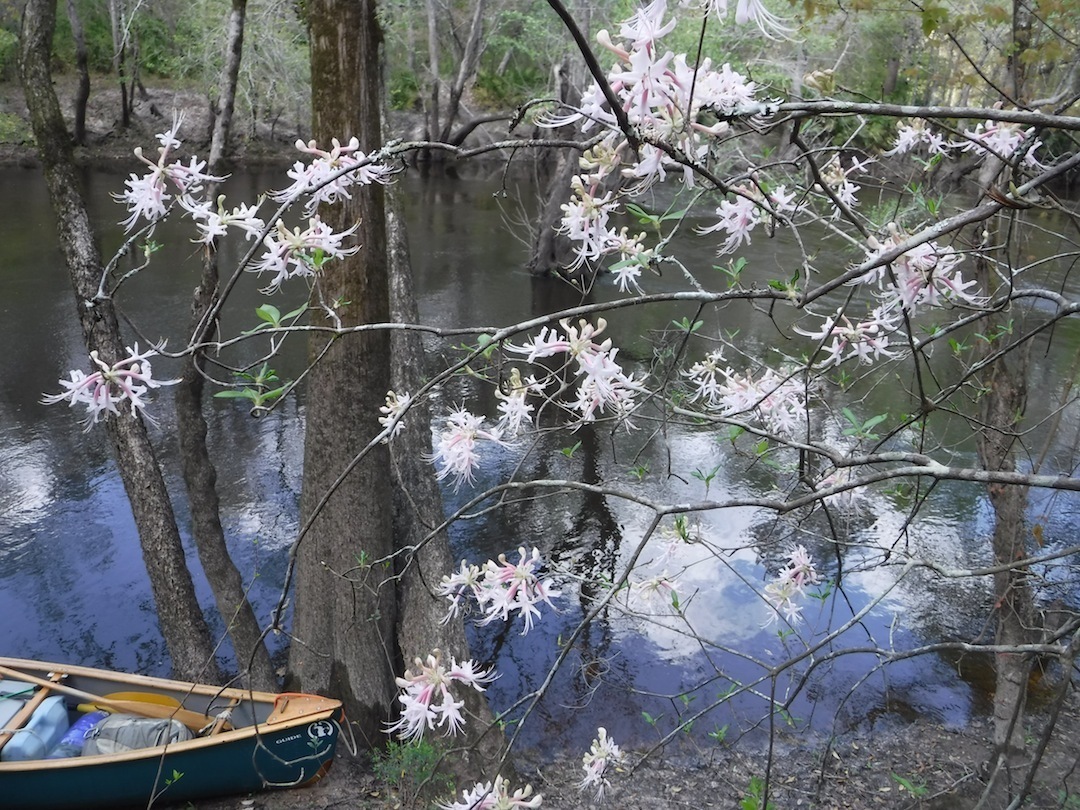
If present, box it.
[214,389,260,401]
[255,303,281,325]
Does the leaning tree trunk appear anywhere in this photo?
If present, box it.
[20,0,220,683]
[286,0,398,742]
[438,0,487,144]
[423,0,440,146]
[172,0,277,692]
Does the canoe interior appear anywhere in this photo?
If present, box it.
[0,657,346,809]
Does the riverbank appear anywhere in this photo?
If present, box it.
[0,78,516,169]
[190,701,1080,809]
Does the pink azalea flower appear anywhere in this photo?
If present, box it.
[428,407,508,489]
[439,548,561,634]
[377,390,412,441]
[272,137,395,216]
[250,217,359,290]
[794,305,900,367]
[114,115,225,232]
[439,776,542,810]
[580,727,623,801]
[385,652,496,742]
[764,545,821,625]
[495,369,545,436]
[42,344,180,431]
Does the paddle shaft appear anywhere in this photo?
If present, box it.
[0,664,215,733]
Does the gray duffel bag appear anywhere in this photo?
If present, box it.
[83,713,193,756]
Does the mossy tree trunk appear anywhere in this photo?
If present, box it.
[285,0,399,742]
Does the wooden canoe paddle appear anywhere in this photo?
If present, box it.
[0,664,225,734]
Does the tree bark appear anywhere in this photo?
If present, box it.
[974,153,1034,805]
[385,187,504,777]
[424,0,440,144]
[286,0,398,743]
[438,0,487,143]
[170,0,279,692]
[207,0,247,170]
[107,0,131,129]
[65,0,89,146]
[20,0,220,683]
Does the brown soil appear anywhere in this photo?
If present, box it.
[188,701,1080,810]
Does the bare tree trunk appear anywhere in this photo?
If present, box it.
[438,0,487,143]
[65,0,89,146]
[108,0,131,128]
[974,149,1035,806]
[207,0,246,169]
[286,0,398,744]
[526,50,587,278]
[1008,0,1033,105]
[424,0,440,144]
[20,0,220,683]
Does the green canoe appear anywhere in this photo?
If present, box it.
[0,656,345,809]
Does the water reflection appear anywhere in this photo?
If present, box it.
[1,167,1077,755]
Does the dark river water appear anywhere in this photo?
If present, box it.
[2,164,1078,754]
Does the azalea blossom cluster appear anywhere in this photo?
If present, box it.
[114,122,387,292]
[272,136,395,216]
[697,184,796,255]
[864,223,980,313]
[47,123,397,430]
[682,349,807,436]
[542,0,784,276]
[885,117,1044,169]
[763,544,821,624]
[792,221,980,369]
[250,218,360,291]
[507,317,643,427]
[817,155,874,218]
[580,726,624,800]
[42,344,179,431]
[794,305,899,368]
[115,114,223,232]
[428,407,510,489]
[439,547,561,634]
[439,776,543,810]
[385,651,496,742]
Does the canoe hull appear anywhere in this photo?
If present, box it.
[0,658,345,810]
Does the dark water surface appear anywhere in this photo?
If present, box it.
[1,166,1078,754]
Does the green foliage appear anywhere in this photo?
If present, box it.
[0,111,33,145]
[473,64,546,110]
[891,772,929,797]
[0,27,17,82]
[371,739,454,802]
[841,407,887,441]
[388,69,421,111]
[740,776,776,810]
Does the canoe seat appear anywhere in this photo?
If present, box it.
[206,698,240,737]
